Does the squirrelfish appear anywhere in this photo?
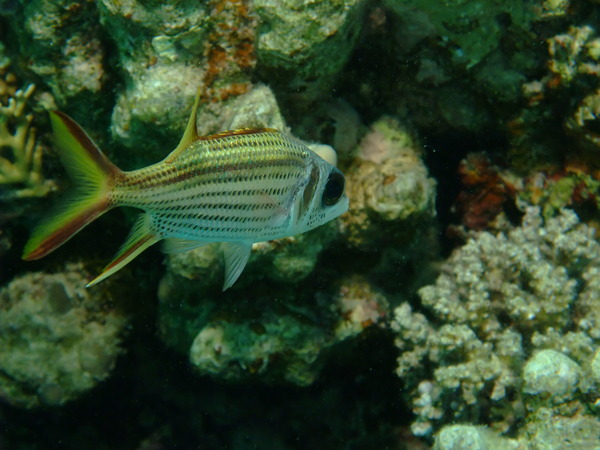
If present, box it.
[23,91,349,290]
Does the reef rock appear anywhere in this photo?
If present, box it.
[255,0,367,102]
[158,273,387,386]
[0,263,127,408]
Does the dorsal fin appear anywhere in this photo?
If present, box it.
[164,88,202,163]
[199,128,278,141]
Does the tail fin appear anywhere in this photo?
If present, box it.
[22,111,121,260]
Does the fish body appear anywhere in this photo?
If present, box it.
[23,92,348,290]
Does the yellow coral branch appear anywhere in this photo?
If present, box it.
[0,83,55,199]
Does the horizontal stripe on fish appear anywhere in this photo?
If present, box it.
[121,157,307,190]
[23,89,348,290]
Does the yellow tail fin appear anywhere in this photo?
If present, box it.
[22,111,121,260]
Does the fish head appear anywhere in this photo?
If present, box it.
[290,153,349,234]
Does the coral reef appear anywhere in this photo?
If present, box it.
[383,0,532,68]
[99,0,257,163]
[451,152,600,235]
[519,408,600,449]
[522,349,582,405]
[566,87,600,164]
[450,153,517,232]
[158,273,387,385]
[547,25,600,86]
[340,116,439,295]
[509,22,600,169]
[165,221,339,290]
[98,0,207,162]
[0,263,128,408]
[2,0,600,446]
[0,70,54,260]
[155,116,438,387]
[333,0,544,142]
[255,0,367,103]
[154,118,437,388]
[519,167,600,219]
[340,117,437,247]
[433,348,600,448]
[195,83,287,138]
[392,207,600,437]
[433,424,519,450]
[7,0,107,120]
[198,0,257,105]
[0,82,54,200]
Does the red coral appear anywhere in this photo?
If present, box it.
[452,153,515,231]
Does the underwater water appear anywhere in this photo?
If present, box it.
[1,0,600,449]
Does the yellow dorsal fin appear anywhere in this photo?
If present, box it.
[199,128,278,141]
[164,87,201,163]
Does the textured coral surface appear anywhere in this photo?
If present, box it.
[393,207,600,440]
[0,263,127,408]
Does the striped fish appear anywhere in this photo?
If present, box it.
[23,91,348,290]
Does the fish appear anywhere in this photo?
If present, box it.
[22,90,349,290]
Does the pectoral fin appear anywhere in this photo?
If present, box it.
[87,214,159,287]
[221,242,252,291]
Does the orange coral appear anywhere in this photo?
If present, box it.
[201,0,257,104]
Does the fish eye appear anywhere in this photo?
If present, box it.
[322,168,345,207]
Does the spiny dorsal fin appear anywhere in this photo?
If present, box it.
[199,128,278,141]
[164,88,202,163]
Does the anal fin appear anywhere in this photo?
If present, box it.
[87,213,159,287]
[221,242,252,291]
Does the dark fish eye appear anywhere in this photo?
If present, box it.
[322,168,345,207]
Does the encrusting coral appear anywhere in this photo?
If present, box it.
[392,206,600,437]
[340,116,437,248]
[0,83,54,200]
[339,116,439,296]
